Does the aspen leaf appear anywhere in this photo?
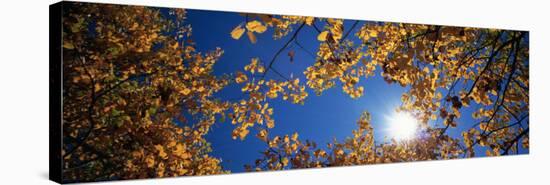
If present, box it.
[235,72,248,83]
[317,31,329,41]
[155,145,168,159]
[305,17,314,26]
[257,129,268,142]
[179,169,188,175]
[168,141,177,148]
[146,156,155,168]
[247,31,257,44]
[522,137,529,148]
[63,41,75,49]
[291,132,298,141]
[266,119,275,129]
[179,88,191,95]
[281,157,289,166]
[283,135,290,143]
[171,42,179,49]
[231,25,246,39]
[239,129,250,140]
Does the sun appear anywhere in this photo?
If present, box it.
[387,111,419,141]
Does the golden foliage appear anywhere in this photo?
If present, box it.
[233,13,529,171]
[61,4,529,182]
[62,3,228,182]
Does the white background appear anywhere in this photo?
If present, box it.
[0,0,548,184]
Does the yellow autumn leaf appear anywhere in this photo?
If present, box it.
[179,87,191,95]
[522,137,529,148]
[168,141,177,147]
[239,129,250,140]
[317,31,329,41]
[291,132,298,141]
[369,30,378,37]
[281,157,289,166]
[178,169,188,175]
[174,143,185,154]
[245,57,260,73]
[247,31,257,44]
[63,41,75,49]
[235,72,248,83]
[230,25,246,40]
[246,20,267,33]
[305,17,314,26]
[171,41,179,49]
[319,150,328,158]
[266,119,275,129]
[283,135,290,143]
[180,152,191,159]
[155,145,168,159]
[336,149,344,155]
[94,83,102,92]
[145,155,155,168]
[257,129,268,142]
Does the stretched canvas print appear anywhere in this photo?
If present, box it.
[50,1,530,183]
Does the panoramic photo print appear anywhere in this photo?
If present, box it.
[52,1,529,183]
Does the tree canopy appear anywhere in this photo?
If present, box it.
[60,2,529,182]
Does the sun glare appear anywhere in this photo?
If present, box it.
[387,111,419,141]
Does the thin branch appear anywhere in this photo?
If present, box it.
[342,20,360,41]
[262,22,306,80]
[293,38,316,59]
[501,128,529,155]
[466,32,523,97]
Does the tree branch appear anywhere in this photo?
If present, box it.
[262,22,306,80]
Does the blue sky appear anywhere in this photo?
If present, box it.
[173,8,528,172]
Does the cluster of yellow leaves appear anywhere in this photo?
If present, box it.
[245,131,304,171]
[286,78,309,104]
[268,15,311,39]
[304,41,370,98]
[353,23,529,144]
[462,128,480,157]
[247,20,268,33]
[230,78,271,140]
[244,57,265,74]
[265,80,285,99]
[231,14,317,43]
[229,98,274,140]
[235,71,248,84]
[248,110,464,171]
[254,78,309,104]
[229,16,382,101]
[227,54,314,141]
[340,75,364,99]
[230,20,268,44]
[61,3,229,182]
[228,15,528,146]
[323,19,344,42]
[229,63,311,140]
